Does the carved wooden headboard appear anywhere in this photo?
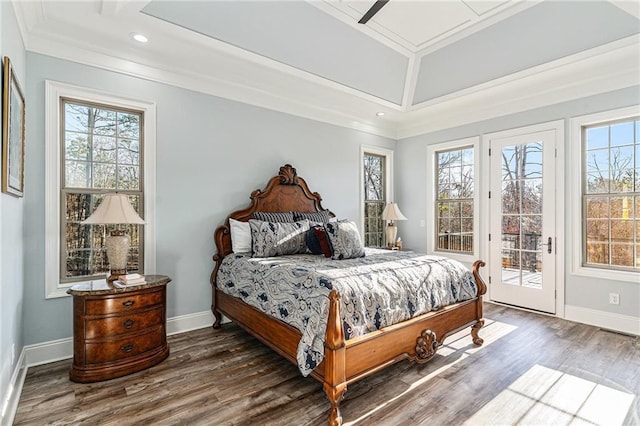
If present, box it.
[211,164,333,278]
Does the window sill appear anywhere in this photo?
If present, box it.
[46,284,72,299]
[46,277,105,299]
[572,265,639,284]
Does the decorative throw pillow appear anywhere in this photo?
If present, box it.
[252,211,294,223]
[249,219,310,257]
[324,221,365,260]
[305,225,332,257]
[293,210,331,224]
[229,218,252,253]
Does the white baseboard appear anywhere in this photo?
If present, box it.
[1,349,26,426]
[564,305,640,336]
[24,337,73,368]
[3,309,216,425]
[167,309,216,336]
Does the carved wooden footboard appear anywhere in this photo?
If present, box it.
[210,164,487,426]
[314,260,486,425]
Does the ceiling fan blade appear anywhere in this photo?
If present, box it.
[358,0,390,24]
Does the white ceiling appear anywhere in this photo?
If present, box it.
[320,0,517,53]
[12,0,640,138]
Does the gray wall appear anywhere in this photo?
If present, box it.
[396,86,640,319]
[23,52,396,345]
[0,1,25,422]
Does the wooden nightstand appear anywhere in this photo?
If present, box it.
[67,275,171,383]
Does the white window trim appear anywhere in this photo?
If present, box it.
[360,145,394,243]
[45,80,157,298]
[426,137,480,263]
[570,105,640,284]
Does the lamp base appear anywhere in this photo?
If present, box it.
[107,269,127,282]
[106,230,130,282]
[385,223,397,248]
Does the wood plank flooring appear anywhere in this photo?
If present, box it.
[14,303,640,425]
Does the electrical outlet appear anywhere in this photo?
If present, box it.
[609,293,620,305]
[419,219,425,228]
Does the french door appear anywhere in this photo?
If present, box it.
[489,129,557,314]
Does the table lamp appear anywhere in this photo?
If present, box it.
[381,202,407,248]
[82,193,145,281]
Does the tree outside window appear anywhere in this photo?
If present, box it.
[436,147,474,254]
[62,99,144,282]
[364,153,385,247]
[583,118,639,270]
[499,142,543,272]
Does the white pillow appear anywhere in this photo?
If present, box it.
[229,218,251,253]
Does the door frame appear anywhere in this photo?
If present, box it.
[482,120,565,317]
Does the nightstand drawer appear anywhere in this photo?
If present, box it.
[84,307,163,339]
[85,326,163,364]
[85,290,163,315]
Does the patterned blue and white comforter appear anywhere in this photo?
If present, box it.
[217,248,478,376]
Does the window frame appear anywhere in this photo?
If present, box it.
[427,137,480,263]
[360,145,393,247]
[45,81,157,298]
[570,106,640,283]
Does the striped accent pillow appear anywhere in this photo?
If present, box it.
[252,211,294,223]
[293,210,331,224]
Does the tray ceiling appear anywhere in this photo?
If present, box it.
[13,0,640,138]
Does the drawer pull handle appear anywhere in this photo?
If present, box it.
[122,300,135,308]
[123,319,135,329]
[121,344,134,353]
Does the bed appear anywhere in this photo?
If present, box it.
[210,164,487,425]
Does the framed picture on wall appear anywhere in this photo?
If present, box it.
[2,56,26,197]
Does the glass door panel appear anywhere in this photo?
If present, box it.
[490,131,556,313]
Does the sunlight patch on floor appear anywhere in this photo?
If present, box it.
[440,318,518,355]
[464,364,635,425]
[344,318,517,425]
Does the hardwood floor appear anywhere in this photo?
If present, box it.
[14,303,640,425]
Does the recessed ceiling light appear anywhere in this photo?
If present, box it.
[376,112,385,117]
[131,33,148,43]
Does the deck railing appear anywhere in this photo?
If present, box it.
[437,232,473,253]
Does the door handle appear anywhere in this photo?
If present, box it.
[543,237,553,254]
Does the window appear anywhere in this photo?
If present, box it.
[427,137,479,259]
[45,81,157,298]
[361,146,393,248]
[62,99,144,282]
[571,106,639,283]
[436,147,474,253]
[582,117,639,271]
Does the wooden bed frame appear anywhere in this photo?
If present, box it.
[210,164,487,425]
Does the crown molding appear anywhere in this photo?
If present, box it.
[13,1,639,141]
[26,31,400,138]
[11,0,45,48]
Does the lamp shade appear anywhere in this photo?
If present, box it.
[82,193,145,225]
[381,203,407,221]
